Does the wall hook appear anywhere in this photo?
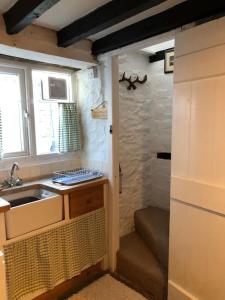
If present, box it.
[119,72,147,90]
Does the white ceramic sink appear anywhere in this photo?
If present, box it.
[2,189,63,239]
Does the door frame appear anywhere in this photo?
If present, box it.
[100,29,176,271]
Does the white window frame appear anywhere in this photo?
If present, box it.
[0,66,30,159]
[0,58,77,164]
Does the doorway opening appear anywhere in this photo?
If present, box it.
[116,37,175,300]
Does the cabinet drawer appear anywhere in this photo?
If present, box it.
[69,185,104,218]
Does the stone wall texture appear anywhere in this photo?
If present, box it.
[119,53,173,236]
[77,67,109,173]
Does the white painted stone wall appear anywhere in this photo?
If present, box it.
[76,67,109,173]
[119,53,173,236]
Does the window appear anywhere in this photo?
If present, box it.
[32,70,73,155]
[0,67,28,158]
[0,60,79,160]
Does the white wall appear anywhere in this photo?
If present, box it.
[0,155,81,182]
[76,66,109,173]
[169,16,225,300]
[119,52,173,236]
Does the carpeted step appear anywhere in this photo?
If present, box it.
[134,207,169,270]
[117,232,167,300]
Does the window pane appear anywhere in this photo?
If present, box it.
[0,71,26,154]
[32,70,73,155]
[35,101,59,154]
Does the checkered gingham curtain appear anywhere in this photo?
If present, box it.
[58,103,81,153]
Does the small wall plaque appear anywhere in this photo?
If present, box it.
[164,49,174,74]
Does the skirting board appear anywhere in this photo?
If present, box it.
[168,281,198,300]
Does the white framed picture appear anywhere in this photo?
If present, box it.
[164,49,174,73]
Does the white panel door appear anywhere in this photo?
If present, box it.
[169,16,225,300]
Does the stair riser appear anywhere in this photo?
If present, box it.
[116,232,167,300]
[134,207,169,270]
[117,255,165,300]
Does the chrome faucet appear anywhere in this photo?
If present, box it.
[11,162,19,178]
[4,162,23,188]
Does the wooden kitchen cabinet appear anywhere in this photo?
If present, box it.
[69,184,104,218]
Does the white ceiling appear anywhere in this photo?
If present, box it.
[35,0,111,31]
[142,39,175,54]
[0,0,186,41]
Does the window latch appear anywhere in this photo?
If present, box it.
[24,111,30,119]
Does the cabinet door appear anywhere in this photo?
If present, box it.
[69,185,104,218]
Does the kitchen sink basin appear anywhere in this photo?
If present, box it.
[10,196,41,208]
[2,189,63,239]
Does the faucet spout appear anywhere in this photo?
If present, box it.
[2,162,23,188]
[10,162,19,178]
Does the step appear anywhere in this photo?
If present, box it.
[134,207,169,270]
[117,232,167,300]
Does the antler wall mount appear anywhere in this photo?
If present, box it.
[119,72,147,90]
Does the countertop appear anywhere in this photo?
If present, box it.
[0,176,108,213]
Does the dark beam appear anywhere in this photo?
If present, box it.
[149,50,166,63]
[92,0,225,55]
[149,47,174,63]
[3,0,60,34]
[57,0,167,47]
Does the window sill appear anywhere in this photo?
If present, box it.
[0,151,81,170]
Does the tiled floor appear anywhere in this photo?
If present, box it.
[68,274,146,300]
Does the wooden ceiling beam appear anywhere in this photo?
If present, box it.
[3,0,60,34]
[57,0,167,47]
[92,0,225,55]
